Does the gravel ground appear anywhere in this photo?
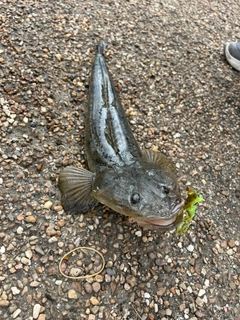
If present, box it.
[0,0,239,319]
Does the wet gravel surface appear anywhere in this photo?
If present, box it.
[0,0,239,319]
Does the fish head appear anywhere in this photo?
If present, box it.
[92,163,184,231]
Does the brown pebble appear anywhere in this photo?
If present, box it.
[0,300,10,307]
[221,240,227,249]
[25,216,37,223]
[228,239,235,248]
[54,205,63,211]
[170,287,176,294]
[157,287,166,296]
[57,219,66,227]
[126,275,137,287]
[70,282,82,292]
[17,213,25,221]
[110,282,116,295]
[46,226,61,237]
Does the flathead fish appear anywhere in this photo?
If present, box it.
[59,41,184,230]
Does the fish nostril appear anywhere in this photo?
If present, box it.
[163,186,170,194]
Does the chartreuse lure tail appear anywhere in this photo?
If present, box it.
[177,189,203,235]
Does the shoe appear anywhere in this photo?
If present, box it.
[224,42,240,71]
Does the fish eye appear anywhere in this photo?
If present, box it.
[131,193,140,205]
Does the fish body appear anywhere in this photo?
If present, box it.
[59,42,184,230]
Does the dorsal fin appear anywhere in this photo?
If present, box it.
[142,149,177,174]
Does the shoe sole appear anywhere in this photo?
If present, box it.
[224,42,240,71]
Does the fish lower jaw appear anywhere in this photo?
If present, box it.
[145,215,177,226]
[130,209,184,231]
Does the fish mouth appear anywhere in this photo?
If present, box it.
[137,199,185,231]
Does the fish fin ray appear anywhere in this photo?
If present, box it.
[59,166,98,215]
[142,149,177,173]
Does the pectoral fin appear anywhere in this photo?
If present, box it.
[59,166,98,215]
[142,149,177,173]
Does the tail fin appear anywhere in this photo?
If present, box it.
[97,41,106,54]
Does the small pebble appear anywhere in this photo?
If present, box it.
[17,226,24,234]
[198,289,206,297]
[144,292,151,299]
[92,282,101,293]
[187,244,194,252]
[0,300,10,307]
[25,216,37,223]
[44,201,53,209]
[12,309,21,319]
[25,250,33,259]
[90,296,99,305]
[68,289,78,299]
[21,257,30,265]
[33,304,41,319]
[11,287,20,295]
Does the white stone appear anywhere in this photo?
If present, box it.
[204,279,210,288]
[178,242,183,248]
[198,289,206,297]
[12,309,21,319]
[144,292,151,299]
[187,286,193,293]
[166,308,172,316]
[173,132,181,138]
[16,226,23,234]
[11,287,20,295]
[25,250,33,259]
[0,246,5,254]
[187,244,194,252]
[135,230,142,237]
[33,303,41,319]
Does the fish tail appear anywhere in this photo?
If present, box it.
[97,41,106,55]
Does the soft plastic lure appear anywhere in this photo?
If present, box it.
[177,189,203,235]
